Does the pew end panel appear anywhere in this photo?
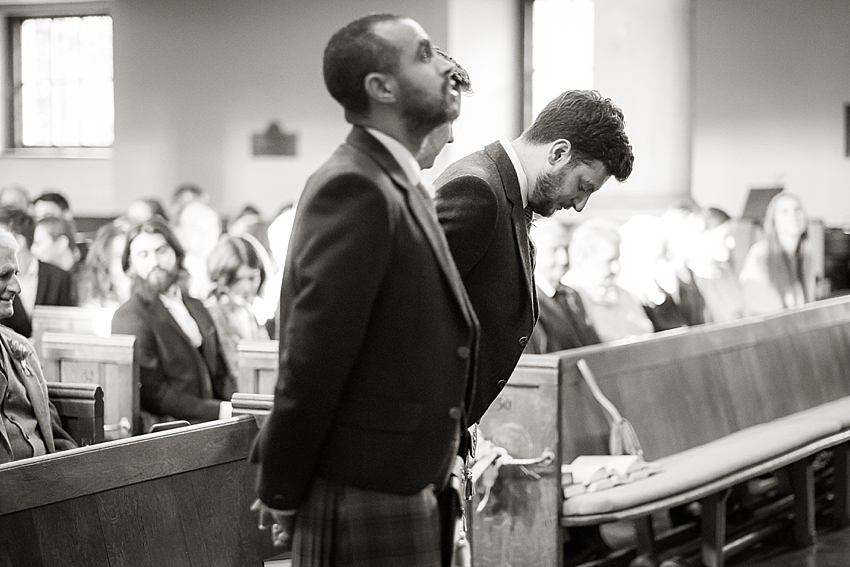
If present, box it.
[40,332,140,439]
[0,416,281,567]
[31,305,115,358]
[237,339,279,395]
[47,381,104,446]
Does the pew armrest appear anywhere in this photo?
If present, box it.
[232,392,273,427]
[47,381,105,446]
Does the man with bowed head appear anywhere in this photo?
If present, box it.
[251,13,478,567]
[435,89,634,426]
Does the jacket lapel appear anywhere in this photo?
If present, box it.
[0,330,55,452]
[346,128,477,328]
[484,142,538,319]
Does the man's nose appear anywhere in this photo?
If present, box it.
[573,194,591,213]
[8,274,21,295]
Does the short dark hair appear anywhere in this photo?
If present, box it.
[122,217,185,274]
[33,191,70,212]
[36,216,79,253]
[323,13,404,118]
[522,90,634,182]
[704,207,732,230]
[0,206,35,248]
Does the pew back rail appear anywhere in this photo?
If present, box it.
[40,332,139,438]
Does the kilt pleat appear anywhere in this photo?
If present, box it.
[292,477,442,567]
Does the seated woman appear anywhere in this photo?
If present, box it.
[205,235,270,375]
[561,218,654,343]
[76,222,132,309]
[739,192,816,315]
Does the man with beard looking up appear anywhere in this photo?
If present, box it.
[251,13,478,567]
[434,89,634,426]
[111,218,236,432]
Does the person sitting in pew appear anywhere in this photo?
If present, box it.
[111,218,237,432]
[0,229,76,463]
[0,206,76,338]
[525,217,600,354]
[739,191,816,315]
[561,218,654,342]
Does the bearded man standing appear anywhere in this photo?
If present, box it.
[111,218,236,431]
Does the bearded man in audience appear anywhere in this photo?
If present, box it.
[0,230,76,463]
[111,218,236,432]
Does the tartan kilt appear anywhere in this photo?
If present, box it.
[292,477,443,567]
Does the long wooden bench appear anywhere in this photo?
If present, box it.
[40,332,140,439]
[475,295,850,567]
[0,415,280,566]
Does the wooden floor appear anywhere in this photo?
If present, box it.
[734,523,850,567]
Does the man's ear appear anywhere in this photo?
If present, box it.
[547,139,572,167]
[363,72,397,105]
[56,234,70,251]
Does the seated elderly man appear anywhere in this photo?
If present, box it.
[0,230,76,463]
[111,218,236,432]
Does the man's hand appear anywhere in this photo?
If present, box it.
[250,498,296,548]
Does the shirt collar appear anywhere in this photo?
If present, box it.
[365,128,424,188]
[499,138,529,208]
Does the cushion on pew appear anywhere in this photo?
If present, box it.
[562,413,841,517]
[789,396,850,428]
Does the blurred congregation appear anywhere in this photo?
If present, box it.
[1,1,850,567]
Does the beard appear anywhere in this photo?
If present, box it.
[131,266,181,297]
[399,79,458,139]
[529,167,570,218]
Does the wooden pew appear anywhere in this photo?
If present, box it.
[40,332,140,439]
[0,415,280,567]
[47,381,104,446]
[237,339,278,394]
[30,305,116,358]
[474,295,850,567]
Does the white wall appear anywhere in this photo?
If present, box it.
[111,0,449,219]
[691,0,850,226]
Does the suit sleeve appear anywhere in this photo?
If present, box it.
[112,306,222,422]
[434,175,500,277]
[254,174,393,510]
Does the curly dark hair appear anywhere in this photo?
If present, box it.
[323,14,404,119]
[522,90,634,182]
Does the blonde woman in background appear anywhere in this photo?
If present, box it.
[739,192,816,315]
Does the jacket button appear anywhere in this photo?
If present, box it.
[518,336,528,347]
[448,407,462,420]
[456,346,470,359]
[497,380,507,389]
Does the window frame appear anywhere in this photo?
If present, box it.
[2,0,112,158]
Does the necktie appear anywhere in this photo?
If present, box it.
[524,206,535,233]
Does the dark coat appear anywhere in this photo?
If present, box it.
[434,141,538,424]
[4,260,75,338]
[111,288,236,426]
[252,127,479,511]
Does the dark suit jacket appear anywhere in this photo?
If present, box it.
[3,261,75,338]
[434,141,538,424]
[111,288,236,426]
[527,285,600,354]
[0,324,76,463]
[252,127,479,511]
